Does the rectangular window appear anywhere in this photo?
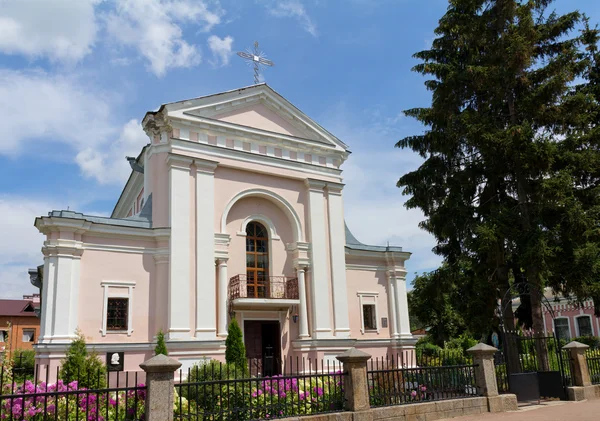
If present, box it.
[554,318,570,341]
[0,330,6,342]
[22,329,34,343]
[107,298,129,331]
[577,316,593,337]
[363,304,377,330]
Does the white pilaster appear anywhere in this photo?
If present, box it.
[393,271,412,337]
[296,266,310,339]
[387,275,399,338]
[326,183,351,338]
[217,259,229,337]
[167,154,193,339]
[305,179,332,339]
[195,158,219,340]
[39,255,57,342]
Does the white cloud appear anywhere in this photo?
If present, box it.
[0,69,148,184]
[0,0,99,64]
[0,197,58,299]
[76,119,148,184]
[208,35,234,66]
[105,0,223,77]
[263,0,318,37]
[321,104,441,282]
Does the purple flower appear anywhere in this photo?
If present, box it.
[411,390,417,398]
[313,387,323,397]
[420,386,427,392]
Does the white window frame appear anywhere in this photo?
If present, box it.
[0,330,6,342]
[22,329,35,343]
[357,291,379,334]
[553,317,571,340]
[575,315,594,337]
[101,281,135,336]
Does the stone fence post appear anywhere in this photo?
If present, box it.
[336,348,372,415]
[140,354,182,421]
[564,341,591,387]
[563,341,597,401]
[467,343,498,397]
[467,343,517,413]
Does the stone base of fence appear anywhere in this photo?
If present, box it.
[284,395,518,421]
[567,385,600,401]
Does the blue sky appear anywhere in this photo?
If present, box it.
[1,0,599,298]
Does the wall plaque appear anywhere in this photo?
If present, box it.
[107,352,124,372]
[381,317,388,328]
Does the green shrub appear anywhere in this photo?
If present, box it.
[225,319,247,373]
[59,330,106,388]
[573,335,600,349]
[446,333,477,354]
[155,330,168,356]
[11,349,35,382]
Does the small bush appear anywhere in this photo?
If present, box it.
[11,349,35,382]
[59,330,106,388]
[446,333,477,354]
[225,319,247,373]
[155,330,168,356]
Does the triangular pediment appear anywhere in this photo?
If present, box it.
[165,84,349,151]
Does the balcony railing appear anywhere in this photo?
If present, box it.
[228,274,299,301]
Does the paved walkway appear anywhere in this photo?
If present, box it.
[454,399,600,421]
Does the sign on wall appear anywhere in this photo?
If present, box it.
[107,352,124,372]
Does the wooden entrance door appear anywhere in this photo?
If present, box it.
[246,222,269,298]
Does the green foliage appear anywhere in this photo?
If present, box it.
[155,329,168,356]
[225,319,247,372]
[11,349,35,382]
[446,333,478,354]
[573,336,600,349]
[397,0,600,336]
[59,330,106,389]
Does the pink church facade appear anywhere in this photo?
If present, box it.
[33,84,415,376]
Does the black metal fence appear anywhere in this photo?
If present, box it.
[0,364,145,420]
[587,349,600,385]
[367,352,478,408]
[174,357,344,420]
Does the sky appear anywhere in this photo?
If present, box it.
[1,0,599,299]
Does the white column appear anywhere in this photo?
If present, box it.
[167,154,193,339]
[387,274,399,338]
[326,183,351,338]
[305,179,333,339]
[296,266,310,339]
[393,271,412,337]
[195,158,219,340]
[217,259,229,337]
[52,250,81,341]
[39,254,57,342]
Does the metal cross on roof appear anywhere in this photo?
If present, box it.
[237,41,275,85]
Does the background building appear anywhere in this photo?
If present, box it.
[0,294,40,355]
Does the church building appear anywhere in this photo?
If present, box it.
[33,84,415,375]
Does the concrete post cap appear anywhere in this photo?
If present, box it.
[563,341,590,350]
[140,354,182,373]
[467,343,498,355]
[336,347,372,363]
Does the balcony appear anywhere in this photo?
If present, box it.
[228,274,299,310]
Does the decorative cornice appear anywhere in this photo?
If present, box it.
[325,182,344,195]
[166,153,194,170]
[305,178,327,192]
[194,157,218,174]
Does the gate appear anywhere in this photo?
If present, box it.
[494,283,572,402]
[498,330,570,402]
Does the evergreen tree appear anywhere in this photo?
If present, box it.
[225,319,247,373]
[60,330,106,388]
[397,0,597,368]
[154,330,168,356]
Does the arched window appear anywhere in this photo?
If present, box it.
[246,221,269,298]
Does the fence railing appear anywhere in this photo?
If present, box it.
[0,365,145,420]
[174,357,344,420]
[587,349,600,385]
[367,352,477,408]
